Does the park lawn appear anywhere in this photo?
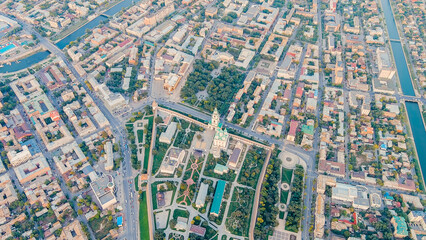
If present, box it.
[135,174,139,191]
[225,187,254,237]
[281,168,293,184]
[151,183,159,210]
[237,147,266,188]
[280,190,289,204]
[203,153,237,182]
[143,147,149,171]
[142,116,154,172]
[152,141,168,175]
[137,129,144,143]
[139,192,150,240]
[173,209,190,219]
[176,182,193,206]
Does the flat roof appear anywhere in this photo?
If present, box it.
[210,180,226,215]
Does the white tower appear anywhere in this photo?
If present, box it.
[209,108,220,129]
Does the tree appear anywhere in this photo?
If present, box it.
[155,116,163,124]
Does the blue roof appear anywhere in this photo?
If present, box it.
[117,216,123,226]
[210,180,226,215]
[21,139,40,155]
[145,41,154,46]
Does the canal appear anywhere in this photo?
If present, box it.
[380,0,426,185]
[0,0,136,73]
[0,51,50,74]
[56,0,137,49]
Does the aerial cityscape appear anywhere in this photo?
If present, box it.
[0,0,425,239]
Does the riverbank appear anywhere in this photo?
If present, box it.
[52,0,127,43]
[378,0,417,97]
[404,101,426,191]
[55,0,138,49]
[0,46,45,65]
[379,0,426,189]
[0,50,51,74]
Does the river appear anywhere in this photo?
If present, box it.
[0,0,136,73]
[0,51,50,74]
[380,0,426,185]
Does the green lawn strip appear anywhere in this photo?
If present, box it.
[281,168,293,184]
[139,192,150,240]
[143,147,149,171]
[151,182,159,210]
[142,116,154,172]
[151,125,171,175]
[135,174,139,191]
[137,129,144,143]
[280,190,289,204]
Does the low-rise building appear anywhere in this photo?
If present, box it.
[195,183,209,208]
[14,155,51,184]
[210,180,226,217]
[90,175,117,209]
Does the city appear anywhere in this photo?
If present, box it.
[0,0,424,239]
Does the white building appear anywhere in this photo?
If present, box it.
[195,183,209,208]
[159,122,177,144]
[7,145,32,167]
[104,141,114,171]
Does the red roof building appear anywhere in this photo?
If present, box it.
[190,225,206,237]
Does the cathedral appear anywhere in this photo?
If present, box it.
[209,108,229,158]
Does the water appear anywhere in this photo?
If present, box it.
[0,0,136,73]
[405,102,426,182]
[380,0,426,184]
[56,0,136,49]
[390,41,415,96]
[380,0,400,40]
[0,51,50,73]
[55,15,108,49]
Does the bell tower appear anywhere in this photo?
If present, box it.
[209,108,220,129]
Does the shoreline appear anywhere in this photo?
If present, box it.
[379,0,418,97]
[53,0,125,44]
[387,0,421,97]
[403,101,426,191]
[378,0,426,190]
[0,46,46,65]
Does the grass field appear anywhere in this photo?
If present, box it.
[139,192,150,240]
[143,116,154,172]
[280,190,289,204]
[225,187,254,237]
[143,147,149,171]
[137,129,144,143]
[173,209,190,219]
[135,175,139,191]
[281,168,293,184]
